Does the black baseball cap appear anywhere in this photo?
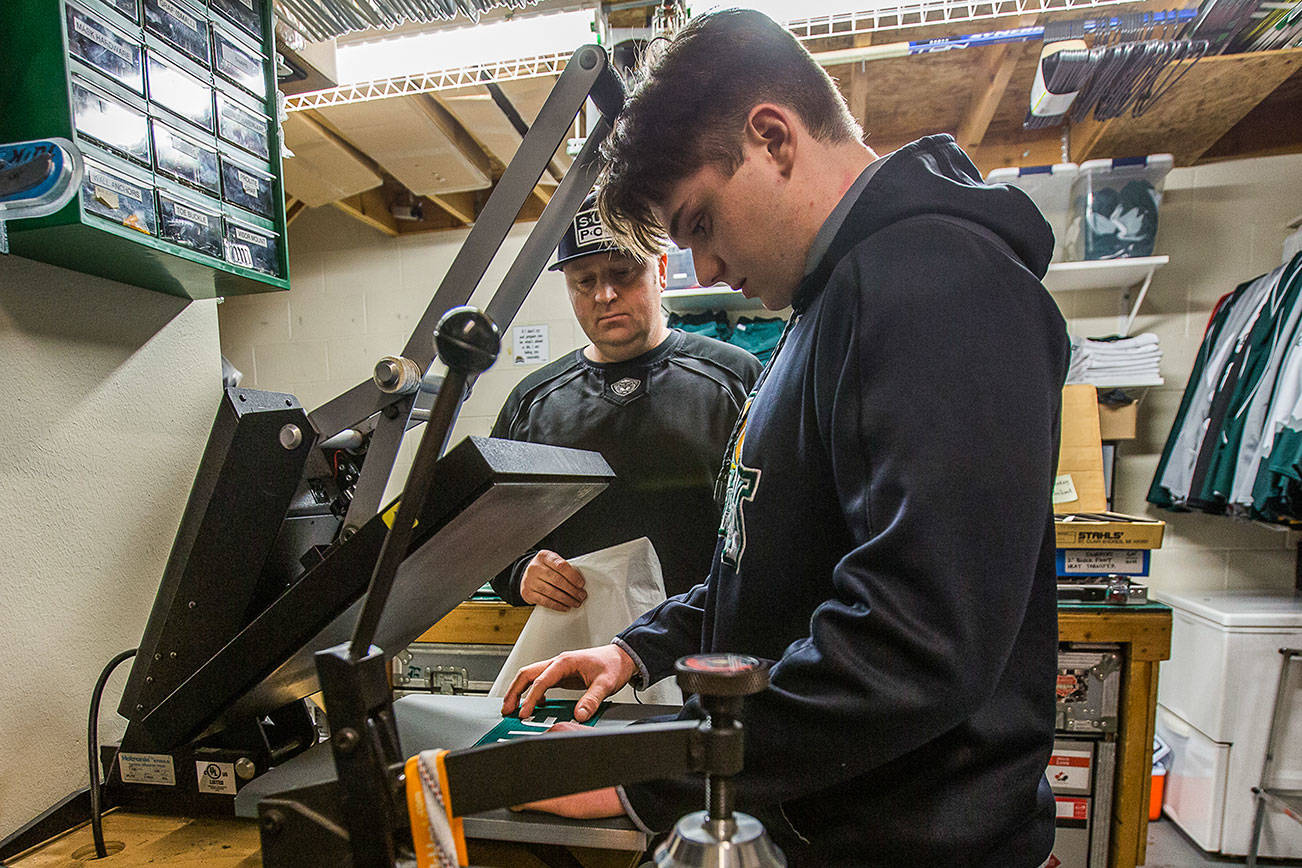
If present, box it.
[549,192,621,271]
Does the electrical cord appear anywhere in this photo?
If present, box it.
[88,648,137,859]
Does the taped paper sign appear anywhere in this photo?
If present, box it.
[1052,474,1078,504]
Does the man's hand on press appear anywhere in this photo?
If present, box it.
[519,550,587,611]
[501,643,637,722]
[511,723,625,819]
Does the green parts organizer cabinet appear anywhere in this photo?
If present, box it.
[2,0,289,298]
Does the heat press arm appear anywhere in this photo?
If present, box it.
[306,44,625,534]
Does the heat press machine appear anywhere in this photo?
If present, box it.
[3,42,784,868]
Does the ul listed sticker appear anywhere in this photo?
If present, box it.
[196,760,237,795]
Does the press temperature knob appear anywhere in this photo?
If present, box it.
[674,654,769,698]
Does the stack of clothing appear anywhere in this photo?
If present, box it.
[1066,333,1163,387]
[666,311,785,365]
[1149,251,1302,522]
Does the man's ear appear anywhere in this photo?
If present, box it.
[746,105,795,177]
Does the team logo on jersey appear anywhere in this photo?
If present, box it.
[610,377,640,397]
[719,396,759,569]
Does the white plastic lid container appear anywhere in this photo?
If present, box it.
[986,163,1079,262]
[1064,153,1173,261]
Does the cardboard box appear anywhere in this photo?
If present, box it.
[1055,512,1165,550]
[1055,384,1108,513]
[1098,401,1137,440]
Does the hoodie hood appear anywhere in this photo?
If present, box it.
[793,134,1054,312]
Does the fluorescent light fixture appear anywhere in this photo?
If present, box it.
[336,8,597,84]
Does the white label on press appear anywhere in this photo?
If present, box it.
[159,0,200,33]
[172,202,212,225]
[91,173,142,202]
[195,760,237,795]
[1062,550,1144,574]
[237,169,261,196]
[225,241,254,267]
[234,227,268,247]
[1052,474,1078,504]
[119,752,176,786]
[74,17,133,63]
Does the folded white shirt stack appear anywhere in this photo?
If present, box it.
[1066,333,1163,387]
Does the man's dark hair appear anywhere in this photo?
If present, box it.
[597,8,862,257]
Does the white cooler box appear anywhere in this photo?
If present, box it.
[1153,589,1302,858]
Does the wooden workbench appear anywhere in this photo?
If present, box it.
[1059,604,1172,868]
[10,602,1168,867]
[6,811,638,868]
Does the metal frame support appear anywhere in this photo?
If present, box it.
[312,43,623,533]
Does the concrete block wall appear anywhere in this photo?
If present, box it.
[0,257,221,838]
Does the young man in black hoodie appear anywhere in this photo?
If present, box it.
[501,10,1070,865]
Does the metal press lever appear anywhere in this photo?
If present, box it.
[311,306,500,868]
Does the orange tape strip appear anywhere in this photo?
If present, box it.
[404,755,437,868]
[434,749,469,867]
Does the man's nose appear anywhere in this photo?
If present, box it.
[694,252,725,287]
[593,281,618,303]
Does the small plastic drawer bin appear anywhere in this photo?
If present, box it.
[81,156,157,235]
[66,3,143,93]
[215,90,270,160]
[143,0,210,66]
[70,75,151,165]
[210,0,265,42]
[146,47,214,132]
[219,153,274,218]
[152,118,219,193]
[223,216,280,275]
[104,0,140,24]
[1065,154,1173,260]
[213,26,266,100]
[157,187,223,257]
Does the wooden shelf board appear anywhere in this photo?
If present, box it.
[1044,255,1168,292]
[662,287,772,312]
[1070,48,1302,166]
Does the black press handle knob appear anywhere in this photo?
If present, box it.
[675,654,769,699]
[434,306,500,375]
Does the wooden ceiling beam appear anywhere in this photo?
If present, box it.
[412,94,495,186]
[331,188,400,237]
[286,197,307,225]
[426,191,481,225]
[956,43,1025,149]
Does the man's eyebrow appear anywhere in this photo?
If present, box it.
[668,201,688,242]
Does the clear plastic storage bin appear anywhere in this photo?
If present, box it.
[1065,154,1173,260]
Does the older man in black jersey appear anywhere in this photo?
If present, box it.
[489,193,761,612]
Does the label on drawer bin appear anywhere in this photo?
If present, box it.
[233,226,268,247]
[93,175,142,203]
[74,17,133,63]
[173,202,213,225]
[158,0,199,33]
[237,169,260,196]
